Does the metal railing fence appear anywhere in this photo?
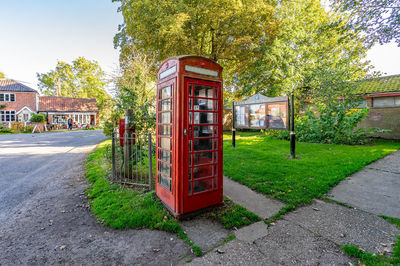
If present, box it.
[111,130,155,190]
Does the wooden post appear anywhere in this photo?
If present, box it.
[124,109,134,177]
[112,131,116,181]
[148,133,153,190]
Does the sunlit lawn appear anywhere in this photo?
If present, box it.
[223,132,400,207]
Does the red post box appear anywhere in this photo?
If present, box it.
[119,118,135,146]
[156,55,223,217]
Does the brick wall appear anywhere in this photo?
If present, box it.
[0,91,37,112]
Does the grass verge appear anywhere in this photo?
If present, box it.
[85,139,261,257]
[343,236,400,266]
[343,215,400,265]
[85,139,202,256]
[223,133,400,208]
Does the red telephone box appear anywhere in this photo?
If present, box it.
[156,55,223,217]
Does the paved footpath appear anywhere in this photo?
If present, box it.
[187,161,400,265]
[328,150,400,219]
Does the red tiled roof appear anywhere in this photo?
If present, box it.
[38,96,98,112]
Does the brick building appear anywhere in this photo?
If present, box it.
[38,96,99,126]
[0,79,38,123]
[357,74,400,139]
[0,78,99,127]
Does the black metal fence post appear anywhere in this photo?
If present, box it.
[290,93,296,159]
[148,132,153,190]
[232,101,236,148]
[111,131,116,181]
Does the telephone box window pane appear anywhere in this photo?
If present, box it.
[193,165,213,179]
[213,139,218,150]
[193,138,213,151]
[160,112,171,123]
[213,177,217,189]
[159,125,171,136]
[194,85,213,98]
[193,126,213,138]
[159,173,171,190]
[189,182,192,195]
[160,99,171,111]
[159,150,171,163]
[160,86,171,99]
[193,152,213,165]
[189,84,192,96]
[193,179,213,194]
[193,98,215,111]
[191,112,214,124]
[159,162,170,177]
[160,137,171,150]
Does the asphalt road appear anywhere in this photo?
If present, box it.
[0,130,106,226]
[0,130,189,265]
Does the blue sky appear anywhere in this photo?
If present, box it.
[0,0,399,91]
[0,0,122,89]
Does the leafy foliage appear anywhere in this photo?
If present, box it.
[37,57,113,120]
[103,120,114,136]
[113,0,279,85]
[0,72,4,78]
[270,101,389,145]
[30,113,46,123]
[0,126,12,133]
[238,0,371,102]
[333,0,400,46]
[112,46,156,133]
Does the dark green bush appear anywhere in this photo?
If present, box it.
[30,113,46,122]
[103,120,114,136]
[0,126,12,133]
[268,102,388,145]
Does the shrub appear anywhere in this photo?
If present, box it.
[30,113,46,123]
[103,120,114,136]
[0,125,12,133]
[268,101,388,145]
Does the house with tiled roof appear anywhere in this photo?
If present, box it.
[357,74,400,139]
[38,96,99,126]
[0,78,99,127]
[0,79,39,123]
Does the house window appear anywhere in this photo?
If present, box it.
[0,93,16,102]
[0,111,16,122]
[372,96,400,107]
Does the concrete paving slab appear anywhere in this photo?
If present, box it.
[180,218,230,252]
[234,221,268,243]
[284,200,400,254]
[327,168,400,218]
[187,219,356,265]
[223,176,285,219]
[368,150,400,174]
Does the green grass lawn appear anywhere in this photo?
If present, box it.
[223,133,400,207]
[85,139,261,256]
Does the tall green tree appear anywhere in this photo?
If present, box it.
[113,0,280,84]
[238,0,372,105]
[333,0,400,46]
[113,46,157,132]
[37,57,113,120]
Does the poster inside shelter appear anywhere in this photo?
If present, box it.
[267,102,288,129]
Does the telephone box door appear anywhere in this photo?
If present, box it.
[183,78,223,213]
